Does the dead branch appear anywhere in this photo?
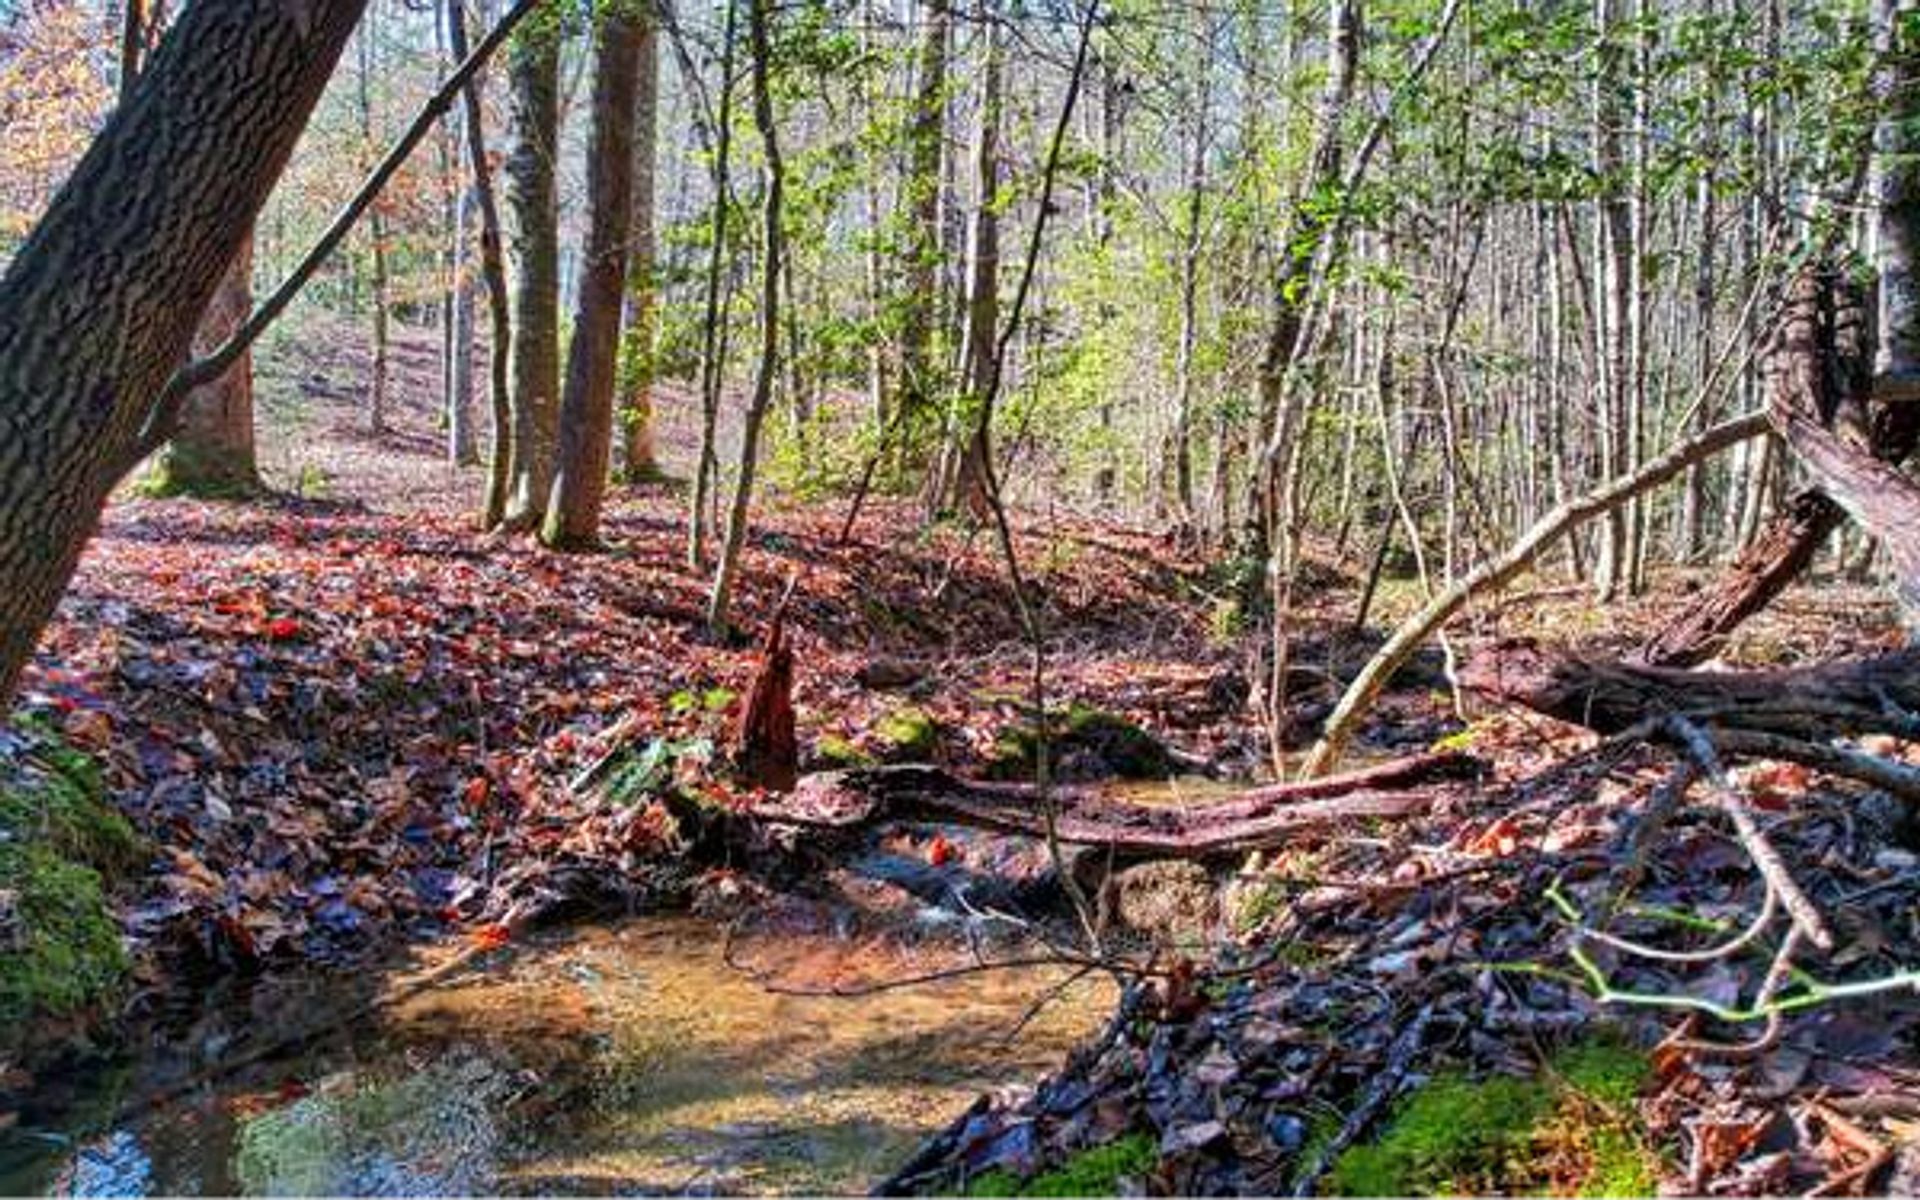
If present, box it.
[1303,409,1769,777]
[745,753,1480,861]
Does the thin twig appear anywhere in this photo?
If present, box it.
[1669,715,1835,950]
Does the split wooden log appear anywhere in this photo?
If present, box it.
[743,751,1482,860]
[735,600,798,792]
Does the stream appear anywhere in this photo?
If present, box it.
[0,915,1115,1196]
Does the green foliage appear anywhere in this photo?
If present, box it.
[604,736,714,807]
[962,1133,1157,1197]
[1327,1039,1657,1197]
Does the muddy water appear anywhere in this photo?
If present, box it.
[4,919,1114,1196]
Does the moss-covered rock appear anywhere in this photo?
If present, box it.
[873,706,940,762]
[990,704,1172,781]
[814,734,875,769]
[1327,1038,1657,1197]
[0,725,140,1058]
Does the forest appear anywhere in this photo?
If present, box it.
[1,0,1919,1193]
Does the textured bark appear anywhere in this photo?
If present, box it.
[499,19,561,530]
[749,754,1480,861]
[0,0,367,709]
[1637,489,1844,668]
[734,607,797,792]
[619,16,661,483]
[543,2,641,549]
[152,235,260,496]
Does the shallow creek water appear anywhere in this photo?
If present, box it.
[2,917,1116,1196]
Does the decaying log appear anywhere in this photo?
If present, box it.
[1636,488,1848,668]
[744,752,1482,860]
[1640,268,1919,667]
[1461,638,1920,740]
[1768,269,1920,619]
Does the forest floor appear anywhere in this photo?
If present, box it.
[6,314,1920,1194]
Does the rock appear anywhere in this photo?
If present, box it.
[857,657,926,690]
[1107,860,1218,944]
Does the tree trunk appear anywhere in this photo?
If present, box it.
[705,0,784,634]
[446,0,514,529]
[687,0,738,566]
[894,0,947,434]
[946,7,1002,518]
[542,1,641,549]
[151,235,260,496]
[357,18,391,436]
[619,16,661,484]
[0,0,368,710]
[500,17,561,531]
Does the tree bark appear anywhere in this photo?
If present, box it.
[686,0,738,566]
[152,235,260,496]
[894,0,948,433]
[0,0,368,709]
[446,0,515,529]
[619,15,661,483]
[499,15,561,530]
[542,0,642,549]
[705,0,784,634]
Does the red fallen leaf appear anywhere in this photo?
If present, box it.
[471,923,511,949]
[265,616,301,640]
[461,776,489,806]
[926,833,957,867]
[277,1078,310,1102]
[1465,816,1522,857]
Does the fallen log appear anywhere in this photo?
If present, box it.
[744,752,1483,860]
[1461,638,1920,739]
[1460,639,1920,802]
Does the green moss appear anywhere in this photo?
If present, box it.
[990,704,1171,780]
[1331,1075,1550,1196]
[1554,1040,1650,1112]
[1328,1040,1658,1197]
[816,734,875,769]
[0,845,128,1027]
[874,706,939,761]
[0,725,139,1041]
[961,1133,1157,1197]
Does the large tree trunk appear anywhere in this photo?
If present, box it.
[499,18,561,531]
[619,17,661,484]
[705,0,784,635]
[151,235,260,496]
[0,0,367,710]
[542,2,642,549]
